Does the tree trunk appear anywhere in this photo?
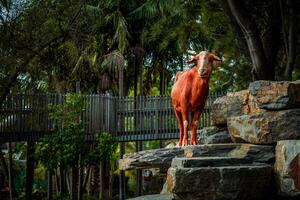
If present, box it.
[78,159,83,200]
[220,0,250,59]
[108,162,114,199]
[48,170,53,200]
[60,165,67,195]
[8,142,16,200]
[71,163,79,200]
[119,143,126,200]
[283,0,297,80]
[261,0,281,70]
[99,161,104,200]
[135,142,143,197]
[160,60,165,95]
[0,145,9,187]
[226,0,274,80]
[25,141,35,200]
[83,165,91,193]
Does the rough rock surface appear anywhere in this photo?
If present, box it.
[119,144,274,170]
[211,90,262,126]
[274,140,300,197]
[119,147,184,170]
[171,157,260,168]
[249,80,300,110]
[197,126,232,144]
[126,194,175,200]
[161,165,273,200]
[183,143,274,163]
[227,109,300,144]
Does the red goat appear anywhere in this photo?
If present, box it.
[171,51,222,146]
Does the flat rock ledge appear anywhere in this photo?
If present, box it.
[119,143,274,170]
[126,194,175,200]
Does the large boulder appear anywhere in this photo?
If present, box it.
[119,144,275,171]
[162,165,273,200]
[249,80,300,110]
[211,90,262,126]
[274,140,300,197]
[227,109,300,144]
[197,126,232,144]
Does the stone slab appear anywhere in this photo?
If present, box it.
[162,165,273,200]
[171,157,257,168]
[249,80,300,110]
[119,143,274,170]
[228,109,300,144]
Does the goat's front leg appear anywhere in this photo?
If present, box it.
[190,111,201,145]
[174,110,183,146]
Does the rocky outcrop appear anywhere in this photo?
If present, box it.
[120,80,300,200]
[227,109,300,144]
[197,126,232,144]
[249,80,300,110]
[119,144,274,171]
[211,90,262,126]
[162,164,273,200]
[274,140,300,197]
[211,90,247,126]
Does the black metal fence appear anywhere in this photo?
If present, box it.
[0,92,225,142]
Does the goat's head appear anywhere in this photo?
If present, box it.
[187,51,222,78]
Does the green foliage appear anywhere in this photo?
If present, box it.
[84,132,119,166]
[35,93,86,169]
[94,132,118,161]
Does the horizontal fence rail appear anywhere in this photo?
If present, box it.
[0,92,226,142]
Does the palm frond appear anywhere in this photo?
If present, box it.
[101,50,125,77]
[112,12,130,53]
[129,0,159,19]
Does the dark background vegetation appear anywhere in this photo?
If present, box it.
[1,0,300,199]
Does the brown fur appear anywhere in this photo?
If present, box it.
[171,51,221,146]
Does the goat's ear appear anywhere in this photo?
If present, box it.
[209,53,222,67]
[212,55,222,67]
[212,54,222,62]
[187,56,196,64]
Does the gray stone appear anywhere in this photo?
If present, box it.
[171,157,258,168]
[227,109,300,144]
[162,165,273,200]
[249,80,300,110]
[211,90,262,126]
[119,147,184,170]
[274,140,300,197]
[183,143,274,163]
[127,194,175,200]
[119,144,274,170]
[197,126,232,144]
